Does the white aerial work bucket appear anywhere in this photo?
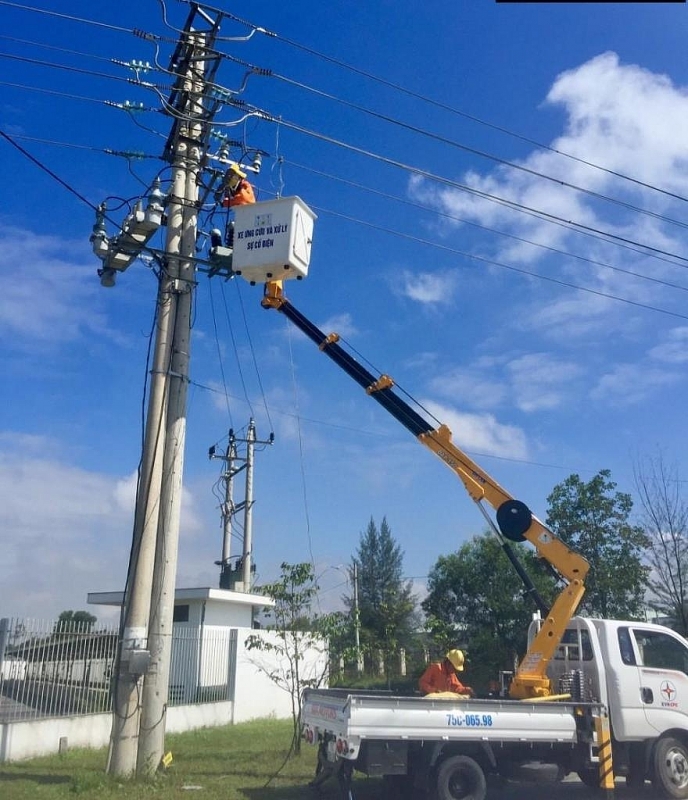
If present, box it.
[231,196,316,284]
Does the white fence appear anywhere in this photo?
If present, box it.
[0,618,117,721]
[0,618,244,722]
[0,618,327,762]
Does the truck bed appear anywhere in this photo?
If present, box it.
[303,688,600,745]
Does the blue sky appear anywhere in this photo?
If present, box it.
[1,0,688,620]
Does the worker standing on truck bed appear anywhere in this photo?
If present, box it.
[419,649,474,696]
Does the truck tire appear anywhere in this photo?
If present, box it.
[653,736,688,799]
[436,755,487,800]
[577,768,602,790]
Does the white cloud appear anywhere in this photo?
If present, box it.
[591,363,680,405]
[546,53,688,191]
[507,353,584,412]
[0,225,110,346]
[649,327,688,364]
[407,53,688,338]
[422,400,527,459]
[430,367,507,411]
[318,312,358,339]
[399,270,458,305]
[0,434,203,619]
[430,352,583,413]
[524,293,617,340]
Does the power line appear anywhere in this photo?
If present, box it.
[287,160,688,294]
[227,100,688,268]
[0,0,164,38]
[0,129,99,211]
[0,33,121,63]
[0,51,168,88]
[218,50,688,230]
[0,128,160,162]
[205,2,687,205]
[184,378,614,475]
[15,5,683,278]
[0,79,137,107]
[310,202,688,321]
[6,33,684,336]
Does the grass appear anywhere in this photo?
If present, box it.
[0,718,384,800]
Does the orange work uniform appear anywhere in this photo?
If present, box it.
[418,660,470,695]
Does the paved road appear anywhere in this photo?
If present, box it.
[323,774,656,800]
[485,775,650,800]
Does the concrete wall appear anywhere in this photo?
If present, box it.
[232,627,328,723]
[166,700,233,733]
[0,712,112,763]
[204,601,254,628]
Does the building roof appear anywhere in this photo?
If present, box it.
[87,586,275,608]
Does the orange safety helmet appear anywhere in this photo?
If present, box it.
[446,649,465,671]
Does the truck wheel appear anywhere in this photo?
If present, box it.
[436,755,487,800]
[653,736,688,799]
[577,768,602,789]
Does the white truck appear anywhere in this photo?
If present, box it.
[254,280,688,799]
[226,222,688,799]
[301,615,688,799]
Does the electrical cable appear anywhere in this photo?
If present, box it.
[6,37,685,274]
[286,160,688,293]
[0,128,151,161]
[206,277,235,429]
[7,0,683,212]
[205,2,687,205]
[218,281,255,417]
[0,79,118,106]
[253,110,688,267]
[233,281,275,433]
[186,377,595,473]
[0,129,99,212]
[0,0,152,35]
[0,51,163,86]
[0,32,120,63]
[309,203,688,321]
[219,52,688,228]
[285,323,317,573]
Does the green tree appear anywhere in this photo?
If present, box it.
[54,610,97,633]
[345,517,416,676]
[634,453,688,634]
[246,562,345,755]
[546,469,649,619]
[422,533,556,689]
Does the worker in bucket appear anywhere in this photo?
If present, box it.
[419,649,474,697]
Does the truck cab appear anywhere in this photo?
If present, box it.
[544,616,688,794]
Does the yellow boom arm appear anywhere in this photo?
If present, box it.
[262,280,589,698]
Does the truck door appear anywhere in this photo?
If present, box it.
[629,626,688,735]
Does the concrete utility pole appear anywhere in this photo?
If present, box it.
[104,5,224,777]
[238,419,273,590]
[209,421,272,591]
[353,561,363,674]
[242,419,257,590]
[210,430,246,589]
[221,435,240,572]
[107,162,179,780]
[137,29,205,777]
